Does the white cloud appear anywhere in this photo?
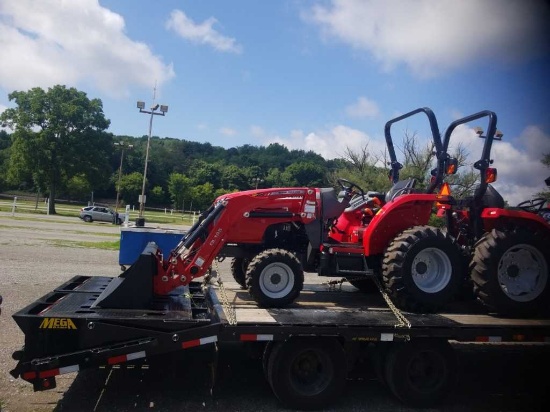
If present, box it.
[448,125,550,205]
[250,125,267,139]
[345,97,380,118]
[306,0,550,77]
[262,120,550,205]
[220,127,237,136]
[263,124,386,160]
[166,9,243,54]
[0,0,174,98]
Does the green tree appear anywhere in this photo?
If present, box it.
[168,173,192,210]
[66,174,92,200]
[0,85,111,213]
[119,172,143,206]
[190,182,215,210]
[150,186,166,206]
[281,162,327,187]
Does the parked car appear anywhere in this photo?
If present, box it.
[79,206,122,225]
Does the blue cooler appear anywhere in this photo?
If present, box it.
[119,227,186,268]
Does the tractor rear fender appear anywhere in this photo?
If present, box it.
[480,208,550,233]
[363,194,443,256]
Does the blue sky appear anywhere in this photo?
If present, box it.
[1,0,549,203]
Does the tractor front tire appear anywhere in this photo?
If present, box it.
[383,226,462,313]
[230,257,249,289]
[246,248,304,308]
[470,228,550,317]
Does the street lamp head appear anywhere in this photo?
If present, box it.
[160,105,169,113]
[137,101,145,109]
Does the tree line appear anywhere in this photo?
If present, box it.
[5,85,545,214]
[0,85,382,213]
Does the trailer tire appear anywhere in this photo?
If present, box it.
[246,248,304,308]
[470,228,550,316]
[267,338,347,410]
[384,339,457,407]
[383,226,462,312]
[230,257,249,289]
[262,341,275,381]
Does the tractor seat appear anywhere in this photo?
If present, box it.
[480,184,505,209]
[386,178,417,201]
[320,187,350,219]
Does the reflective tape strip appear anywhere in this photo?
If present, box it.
[59,365,80,374]
[475,336,502,342]
[108,351,146,365]
[240,334,274,341]
[380,333,394,341]
[126,351,146,361]
[35,364,79,379]
[182,335,218,349]
[22,371,37,380]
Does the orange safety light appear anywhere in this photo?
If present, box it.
[485,168,497,183]
[445,157,459,175]
[439,182,451,196]
[435,182,452,210]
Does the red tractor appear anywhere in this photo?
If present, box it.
[96,108,465,313]
[438,110,550,316]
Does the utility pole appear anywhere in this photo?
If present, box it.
[136,85,168,226]
[114,141,133,223]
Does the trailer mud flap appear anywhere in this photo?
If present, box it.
[92,251,157,309]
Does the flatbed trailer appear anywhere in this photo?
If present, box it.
[10,254,550,410]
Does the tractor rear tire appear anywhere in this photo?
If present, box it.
[384,339,457,407]
[266,337,347,410]
[230,257,249,289]
[383,226,462,313]
[246,248,304,308]
[470,228,550,317]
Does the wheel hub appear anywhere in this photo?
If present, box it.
[498,244,548,302]
[270,273,282,285]
[259,262,295,298]
[415,262,428,275]
[411,248,452,293]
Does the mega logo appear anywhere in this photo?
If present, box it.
[39,318,77,329]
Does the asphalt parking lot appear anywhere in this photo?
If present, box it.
[0,212,549,412]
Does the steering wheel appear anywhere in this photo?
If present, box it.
[517,198,548,212]
[337,178,365,199]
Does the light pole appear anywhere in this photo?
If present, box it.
[252,177,264,189]
[136,100,168,226]
[114,141,133,221]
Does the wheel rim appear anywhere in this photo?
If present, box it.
[411,248,452,293]
[289,348,333,396]
[406,350,447,393]
[259,262,295,298]
[497,243,548,302]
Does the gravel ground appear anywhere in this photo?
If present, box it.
[0,212,549,412]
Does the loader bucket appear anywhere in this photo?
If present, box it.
[91,243,158,309]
